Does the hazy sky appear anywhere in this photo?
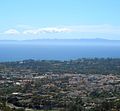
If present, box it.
[0,0,120,40]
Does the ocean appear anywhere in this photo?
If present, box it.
[0,41,120,62]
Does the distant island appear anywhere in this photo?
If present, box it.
[0,38,120,46]
[0,38,120,42]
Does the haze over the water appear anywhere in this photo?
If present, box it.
[0,0,120,40]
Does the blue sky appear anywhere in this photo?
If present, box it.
[0,0,120,40]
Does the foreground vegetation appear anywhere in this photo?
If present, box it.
[1,58,120,110]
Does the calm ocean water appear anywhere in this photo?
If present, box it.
[0,43,120,62]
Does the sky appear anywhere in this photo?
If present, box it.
[0,0,120,40]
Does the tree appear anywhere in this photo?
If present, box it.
[66,97,85,111]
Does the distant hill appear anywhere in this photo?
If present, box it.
[0,38,120,45]
[0,38,119,42]
[1,58,120,75]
